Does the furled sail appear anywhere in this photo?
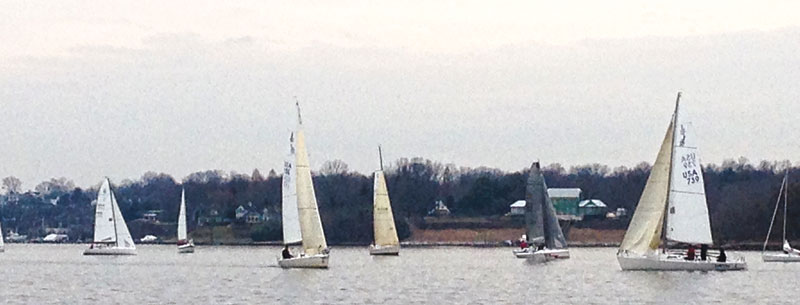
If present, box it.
[535,164,568,249]
[93,179,117,243]
[619,119,674,255]
[373,170,399,247]
[282,132,302,245]
[295,127,328,255]
[178,189,188,242]
[665,100,713,245]
[111,191,135,249]
[0,221,4,249]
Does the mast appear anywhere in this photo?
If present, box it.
[108,178,120,247]
[378,145,384,171]
[783,171,788,243]
[660,92,681,249]
[764,171,787,252]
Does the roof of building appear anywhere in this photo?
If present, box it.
[578,199,607,208]
[547,188,582,198]
[510,200,526,208]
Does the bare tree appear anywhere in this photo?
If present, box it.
[2,176,22,194]
[320,160,349,176]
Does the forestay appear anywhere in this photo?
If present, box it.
[282,132,302,245]
[665,101,713,245]
[619,120,674,255]
[295,128,328,255]
[93,179,117,243]
[373,170,399,247]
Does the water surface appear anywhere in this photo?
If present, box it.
[0,244,798,304]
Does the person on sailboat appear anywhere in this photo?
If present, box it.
[520,239,528,250]
[685,245,696,260]
[282,245,293,259]
[717,248,727,262]
[700,244,708,261]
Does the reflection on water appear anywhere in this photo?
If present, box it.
[0,244,798,304]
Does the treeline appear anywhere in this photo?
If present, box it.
[0,157,798,244]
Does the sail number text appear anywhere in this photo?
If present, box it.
[680,153,700,185]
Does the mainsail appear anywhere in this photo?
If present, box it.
[526,162,567,248]
[178,189,188,242]
[665,99,713,245]
[294,116,328,255]
[619,119,674,255]
[373,170,399,247]
[282,132,302,245]
[93,179,117,243]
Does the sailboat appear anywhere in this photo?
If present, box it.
[762,171,800,262]
[369,146,400,255]
[0,221,5,253]
[177,188,195,253]
[84,178,137,255]
[617,93,745,271]
[278,102,330,269]
[513,162,569,261]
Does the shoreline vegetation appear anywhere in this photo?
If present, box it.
[1,157,798,248]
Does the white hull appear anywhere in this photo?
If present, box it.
[762,253,800,262]
[278,254,329,269]
[617,253,746,271]
[83,247,137,256]
[514,247,570,261]
[369,244,399,255]
[178,242,195,254]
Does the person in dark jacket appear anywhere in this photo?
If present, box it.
[282,245,293,259]
[717,247,727,262]
[700,244,708,261]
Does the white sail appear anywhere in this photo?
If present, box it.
[178,189,188,242]
[373,170,399,247]
[295,127,328,255]
[619,120,674,255]
[111,191,135,249]
[93,179,117,243]
[282,133,302,245]
[665,101,713,245]
[0,221,4,249]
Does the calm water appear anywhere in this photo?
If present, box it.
[0,244,799,304]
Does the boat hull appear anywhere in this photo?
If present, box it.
[83,247,137,256]
[369,245,399,255]
[178,243,195,254]
[762,253,800,262]
[278,254,329,269]
[617,253,746,271]
[514,248,570,261]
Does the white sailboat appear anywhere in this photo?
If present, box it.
[762,171,800,262]
[0,221,5,253]
[617,93,745,271]
[84,178,137,256]
[369,146,400,255]
[278,102,330,269]
[177,188,195,253]
[513,162,570,261]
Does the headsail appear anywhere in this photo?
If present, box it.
[665,97,713,245]
[93,179,117,243]
[178,189,188,242]
[294,108,328,255]
[111,191,135,249]
[619,118,674,255]
[373,170,399,247]
[527,162,567,248]
[282,132,302,245]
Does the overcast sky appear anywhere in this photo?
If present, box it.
[2,1,800,188]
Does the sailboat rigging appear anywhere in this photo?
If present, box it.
[762,171,800,262]
[369,145,400,255]
[84,178,136,256]
[513,162,569,261]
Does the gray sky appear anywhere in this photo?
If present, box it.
[2,1,800,188]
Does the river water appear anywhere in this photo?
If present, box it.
[0,244,798,304]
